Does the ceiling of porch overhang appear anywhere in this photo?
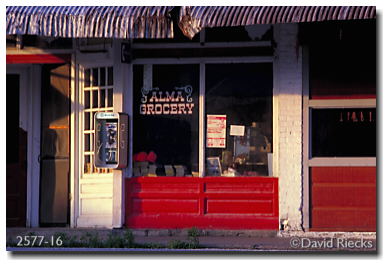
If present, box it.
[6,6,376,40]
[6,6,175,39]
[178,6,376,39]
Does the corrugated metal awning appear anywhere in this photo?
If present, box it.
[6,6,175,39]
[178,6,376,38]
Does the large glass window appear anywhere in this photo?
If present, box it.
[133,62,273,177]
[133,64,199,177]
[205,63,273,177]
[311,108,376,157]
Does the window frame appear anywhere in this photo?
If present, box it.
[308,99,376,166]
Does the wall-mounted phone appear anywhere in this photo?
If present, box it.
[94,112,128,169]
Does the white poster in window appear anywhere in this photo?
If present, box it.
[230,125,245,136]
[207,115,226,148]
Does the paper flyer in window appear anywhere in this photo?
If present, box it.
[206,114,226,148]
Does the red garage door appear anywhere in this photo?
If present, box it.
[310,167,376,232]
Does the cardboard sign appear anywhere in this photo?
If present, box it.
[230,125,245,136]
[207,115,226,148]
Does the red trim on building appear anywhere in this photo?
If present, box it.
[125,176,279,230]
[310,167,376,232]
[6,54,71,64]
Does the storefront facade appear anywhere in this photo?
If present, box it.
[6,6,376,232]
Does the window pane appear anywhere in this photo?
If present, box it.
[311,108,376,157]
[84,91,90,109]
[133,64,199,176]
[107,88,113,107]
[205,63,273,177]
[84,134,90,151]
[91,133,95,154]
[92,90,98,108]
[108,67,113,86]
[100,89,106,108]
[84,69,90,87]
[84,155,91,173]
[92,68,99,86]
[100,67,106,86]
[84,112,90,130]
[92,111,97,130]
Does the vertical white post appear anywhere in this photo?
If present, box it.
[199,63,205,177]
[113,40,124,228]
[70,52,77,228]
[302,46,310,230]
[272,58,279,179]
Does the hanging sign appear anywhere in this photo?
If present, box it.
[139,85,195,115]
[207,115,227,148]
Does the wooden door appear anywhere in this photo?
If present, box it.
[76,65,115,228]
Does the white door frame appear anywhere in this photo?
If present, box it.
[70,54,78,227]
[73,49,125,228]
[7,64,41,227]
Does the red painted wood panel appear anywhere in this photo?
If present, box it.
[125,177,279,230]
[131,199,199,213]
[311,184,376,207]
[7,54,71,64]
[310,167,376,232]
[130,181,199,193]
[311,209,376,231]
[311,167,376,183]
[206,199,273,214]
[206,181,274,193]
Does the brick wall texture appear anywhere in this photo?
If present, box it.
[274,23,303,230]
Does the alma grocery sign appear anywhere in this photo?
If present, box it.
[139,85,195,115]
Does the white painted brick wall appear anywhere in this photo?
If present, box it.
[274,23,303,230]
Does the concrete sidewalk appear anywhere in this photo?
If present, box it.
[6,228,377,252]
